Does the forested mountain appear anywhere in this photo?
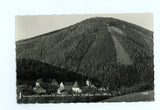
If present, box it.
[16,17,154,89]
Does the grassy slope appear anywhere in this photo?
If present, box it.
[108,26,132,65]
[101,90,154,102]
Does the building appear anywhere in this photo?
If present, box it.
[72,81,82,93]
[51,79,59,87]
[86,79,92,87]
[33,79,46,94]
[35,79,42,87]
[91,84,97,89]
[57,82,65,94]
[33,86,46,94]
[98,87,109,91]
[17,84,28,99]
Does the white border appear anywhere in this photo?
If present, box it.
[0,0,160,110]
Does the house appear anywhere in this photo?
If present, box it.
[33,79,46,94]
[91,84,97,89]
[61,89,69,95]
[35,79,42,87]
[17,88,22,99]
[72,81,82,93]
[33,86,46,94]
[51,79,59,87]
[17,84,28,99]
[57,82,65,94]
[86,79,92,87]
[98,87,109,91]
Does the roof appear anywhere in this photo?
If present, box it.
[72,81,79,88]
[51,79,56,82]
[33,86,46,93]
[86,78,91,81]
[60,82,64,87]
[36,79,42,83]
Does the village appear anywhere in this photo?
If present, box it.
[17,78,112,100]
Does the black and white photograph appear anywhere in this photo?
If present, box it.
[15,14,154,103]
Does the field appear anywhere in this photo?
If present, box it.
[101,90,154,102]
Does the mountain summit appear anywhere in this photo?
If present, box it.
[16,17,153,89]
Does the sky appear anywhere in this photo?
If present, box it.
[15,13,153,41]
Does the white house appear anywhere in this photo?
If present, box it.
[35,79,42,87]
[86,79,92,86]
[57,82,65,94]
[72,81,82,93]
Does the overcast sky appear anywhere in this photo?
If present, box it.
[15,13,153,41]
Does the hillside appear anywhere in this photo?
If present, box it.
[16,17,154,89]
[101,90,154,102]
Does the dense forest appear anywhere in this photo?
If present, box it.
[16,17,154,91]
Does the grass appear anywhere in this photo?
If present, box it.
[101,90,154,102]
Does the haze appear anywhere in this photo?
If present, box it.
[15,13,153,41]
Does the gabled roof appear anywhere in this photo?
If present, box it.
[72,81,79,88]
[60,82,64,87]
[86,78,91,81]
[36,79,42,83]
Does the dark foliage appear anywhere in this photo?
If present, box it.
[16,17,154,91]
[16,58,100,85]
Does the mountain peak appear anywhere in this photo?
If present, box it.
[16,17,153,88]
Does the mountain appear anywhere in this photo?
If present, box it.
[16,17,154,89]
